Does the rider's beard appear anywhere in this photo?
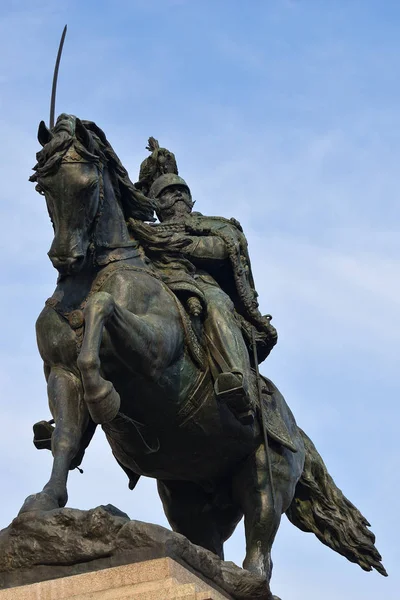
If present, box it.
[161,199,192,222]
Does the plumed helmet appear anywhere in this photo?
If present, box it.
[149,173,191,199]
[136,137,179,196]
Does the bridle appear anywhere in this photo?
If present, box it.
[59,144,106,258]
[61,144,105,219]
[58,143,140,266]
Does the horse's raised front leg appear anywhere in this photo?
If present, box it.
[20,367,92,513]
[77,291,121,424]
[77,290,181,425]
[233,442,283,597]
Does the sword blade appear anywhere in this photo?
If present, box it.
[50,24,67,129]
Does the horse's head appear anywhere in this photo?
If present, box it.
[30,114,105,275]
[30,114,155,276]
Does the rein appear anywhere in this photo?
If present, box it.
[46,259,206,369]
[59,146,140,266]
[45,140,206,368]
[60,146,105,256]
[46,146,145,348]
[46,263,158,352]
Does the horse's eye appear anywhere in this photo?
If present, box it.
[84,177,98,190]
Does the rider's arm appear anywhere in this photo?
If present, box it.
[182,235,228,261]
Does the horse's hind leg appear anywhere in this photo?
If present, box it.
[20,367,92,513]
[232,442,283,584]
[157,480,242,559]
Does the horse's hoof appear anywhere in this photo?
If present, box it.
[18,492,60,515]
[86,381,120,424]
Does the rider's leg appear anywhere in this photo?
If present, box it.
[199,281,254,423]
[20,367,92,513]
[232,441,282,583]
[200,281,251,376]
[33,419,55,450]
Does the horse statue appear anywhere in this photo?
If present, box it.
[23,113,386,599]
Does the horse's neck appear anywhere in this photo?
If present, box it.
[94,169,132,249]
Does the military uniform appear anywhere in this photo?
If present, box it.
[133,173,278,424]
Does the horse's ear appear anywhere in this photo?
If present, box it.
[38,121,53,147]
[75,118,91,150]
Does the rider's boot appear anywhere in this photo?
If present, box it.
[214,370,254,425]
[33,419,55,450]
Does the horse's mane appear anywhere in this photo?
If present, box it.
[30,114,156,222]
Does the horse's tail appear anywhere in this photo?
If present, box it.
[286,428,387,576]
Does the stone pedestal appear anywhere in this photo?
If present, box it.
[0,558,232,600]
[0,506,271,599]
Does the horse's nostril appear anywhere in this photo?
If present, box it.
[49,254,84,269]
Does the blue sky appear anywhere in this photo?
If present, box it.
[0,1,399,598]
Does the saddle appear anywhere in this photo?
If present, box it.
[258,376,298,453]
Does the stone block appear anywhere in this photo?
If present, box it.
[0,558,231,600]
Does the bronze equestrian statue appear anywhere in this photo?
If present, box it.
[25,114,386,600]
